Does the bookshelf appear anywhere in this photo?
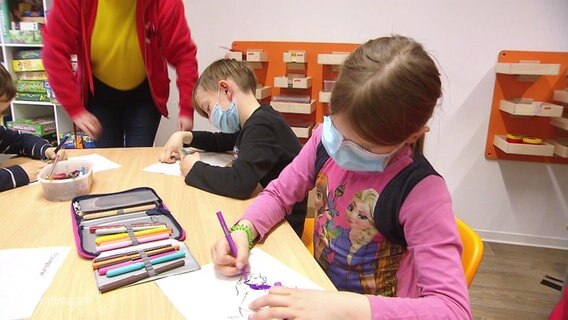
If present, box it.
[0,0,73,144]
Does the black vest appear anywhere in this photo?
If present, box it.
[314,142,440,247]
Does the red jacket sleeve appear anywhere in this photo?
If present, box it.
[41,0,85,119]
[158,0,198,119]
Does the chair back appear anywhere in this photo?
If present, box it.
[455,217,484,287]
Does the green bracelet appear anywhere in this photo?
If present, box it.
[229,224,255,249]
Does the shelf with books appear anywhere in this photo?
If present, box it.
[0,0,73,145]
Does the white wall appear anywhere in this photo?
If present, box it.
[156,0,568,248]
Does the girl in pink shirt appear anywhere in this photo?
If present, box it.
[212,35,472,320]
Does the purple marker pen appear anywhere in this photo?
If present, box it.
[216,211,238,257]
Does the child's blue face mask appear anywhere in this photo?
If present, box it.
[211,89,240,133]
[321,116,402,172]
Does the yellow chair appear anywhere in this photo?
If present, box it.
[455,217,484,287]
[301,216,484,288]
[301,217,315,255]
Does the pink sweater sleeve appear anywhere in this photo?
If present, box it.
[367,176,472,319]
[241,127,321,237]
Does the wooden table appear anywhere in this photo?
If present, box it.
[0,148,335,319]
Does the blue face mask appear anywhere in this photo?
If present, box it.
[321,116,402,172]
[211,91,240,133]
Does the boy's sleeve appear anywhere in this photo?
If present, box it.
[0,166,30,192]
[189,131,238,153]
[0,126,50,160]
[240,127,322,238]
[185,124,281,199]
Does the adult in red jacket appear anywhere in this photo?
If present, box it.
[42,0,198,147]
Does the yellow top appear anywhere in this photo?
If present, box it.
[90,0,146,90]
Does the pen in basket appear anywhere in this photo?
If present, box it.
[46,136,70,179]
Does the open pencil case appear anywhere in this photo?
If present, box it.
[70,187,200,293]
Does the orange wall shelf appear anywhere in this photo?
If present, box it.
[231,41,359,143]
[485,50,568,164]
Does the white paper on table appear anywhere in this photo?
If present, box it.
[71,154,122,173]
[143,152,235,176]
[156,248,322,320]
[0,246,71,320]
[0,153,17,164]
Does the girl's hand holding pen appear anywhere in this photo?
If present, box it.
[211,221,253,277]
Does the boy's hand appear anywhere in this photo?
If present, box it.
[179,152,200,176]
[45,147,68,161]
[160,131,193,163]
[19,161,46,182]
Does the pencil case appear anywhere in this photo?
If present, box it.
[70,187,186,259]
[70,187,200,293]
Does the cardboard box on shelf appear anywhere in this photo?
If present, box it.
[7,118,56,137]
[15,91,50,102]
[8,29,42,44]
[14,50,42,60]
[16,80,47,93]
[13,58,44,72]
[16,71,48,80]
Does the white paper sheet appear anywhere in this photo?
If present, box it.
[143,152,235,176]
[71,154,122,173]
[0,246,71,320]
[156,248,322,320]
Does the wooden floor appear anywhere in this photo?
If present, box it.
[469,242,568,320]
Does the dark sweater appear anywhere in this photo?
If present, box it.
[0,126,51,192]
[185,105,307,236]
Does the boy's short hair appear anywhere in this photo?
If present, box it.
[192,59,257,118]
[0,64,16,100]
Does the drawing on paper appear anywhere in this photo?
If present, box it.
[227,272,279,319]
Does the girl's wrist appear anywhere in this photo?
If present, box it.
[230,220,258,249]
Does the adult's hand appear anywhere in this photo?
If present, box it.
[73,111,102,139]
[178,115,193,131]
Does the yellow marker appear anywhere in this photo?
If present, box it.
[95,226,169,245]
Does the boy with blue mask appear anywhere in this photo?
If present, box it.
[160,59,307,236]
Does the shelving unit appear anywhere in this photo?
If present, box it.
[227,50,272,102]
[231,41,358,142]
[0,0,72,144]
[317,52,349,113]
[485,50,568,164]
[499,99,564,117]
